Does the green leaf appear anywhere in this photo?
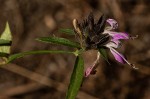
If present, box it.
[0,39,12,46]
[0,22,12,55]
[66,56,84,99]
[0,52,9,57]
[37,37,80,48]
[59,28,75,35]
[98,48,109,64]
[7,50,74,63]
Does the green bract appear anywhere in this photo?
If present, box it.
[0,22,12,58]
[98,47,109,64]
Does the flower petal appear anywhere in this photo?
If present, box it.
[109,48,126,64]
[85,66,92,77]
[103,31,129,40]
[111,39,121,47]
[106,19,118,30]
[84,52,100,77]
[85,66,96,77]
[109,48,138,69]
[105,41,120,48]
[112,32,129,40]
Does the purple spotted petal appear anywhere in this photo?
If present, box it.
[106,19,118,30]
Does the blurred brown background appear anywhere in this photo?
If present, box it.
[0,0,150,99]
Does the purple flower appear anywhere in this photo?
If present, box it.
[104,19,137,67]
[85,52,100,77]
[84,18,138,77]
[73,13,138,77]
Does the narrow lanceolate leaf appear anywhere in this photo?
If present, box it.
[66,56,84,99]
[59,28,75,35]
[7,50,74,63]
[98,48,110,64]
[0,22,12,57]
[37,37,80,48]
